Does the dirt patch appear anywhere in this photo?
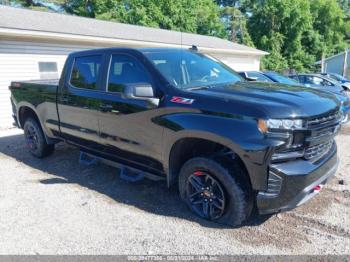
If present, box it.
[296,188,342,215]
[340,123,350,135]
[229,214,312,249]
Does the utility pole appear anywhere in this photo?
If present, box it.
[321,53,325,73]
[231,13,244,43]
[343,49,348,77]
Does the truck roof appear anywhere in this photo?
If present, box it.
[69,47,191,57]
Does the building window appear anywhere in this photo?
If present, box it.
[38,62,58,79]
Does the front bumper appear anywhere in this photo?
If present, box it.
[257,144,339,214]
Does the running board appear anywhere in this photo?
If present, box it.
[79,151,165,182]
[120,166,145,182]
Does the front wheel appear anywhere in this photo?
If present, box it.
[23,118,54,158]
[178,157,251,226]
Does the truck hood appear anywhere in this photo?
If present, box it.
[191,81,340,118]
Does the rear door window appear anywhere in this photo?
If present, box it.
[70,55,102,90]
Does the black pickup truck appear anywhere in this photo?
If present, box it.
[10,48,342,226]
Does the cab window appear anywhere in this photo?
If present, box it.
[70,55,102,90]
[107,54,151,93]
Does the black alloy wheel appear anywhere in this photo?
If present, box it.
[186,170,226,220]
[25,124,39,151]
[178,157,251,226]
[23,118,55,158]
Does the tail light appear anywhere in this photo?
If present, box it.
[9,82,22,89]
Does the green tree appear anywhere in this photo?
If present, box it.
[5,0,350,72]
[337,0,350,19]
[214,0,255,46]
[5,0,226,37]
[245,0,350,72]
[259,32,288,71]
[337,0,350,44]
[220,6,254,46]
[215,0,240,7]
[247,0,315,71]
[310,0,350,58]
[3,0,66,11]
[64,0,226,38]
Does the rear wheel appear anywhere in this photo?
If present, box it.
[178,157,251,226]
[23,118,54,158]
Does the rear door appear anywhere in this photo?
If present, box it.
[57,53,105,150]
[97,52,165,174]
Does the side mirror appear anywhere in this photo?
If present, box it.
[123,83,159,107]
[245,76,258,82]
[123,83,154,98]
[341,84,350,91]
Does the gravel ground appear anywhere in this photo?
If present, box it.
[0,125,349,255]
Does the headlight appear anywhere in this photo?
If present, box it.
[258,118,304,133]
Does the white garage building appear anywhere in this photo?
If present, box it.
[0,5,267,128]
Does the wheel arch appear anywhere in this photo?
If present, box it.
[164,131,252,190]
[18,104,40,129]
[17,104,57,145]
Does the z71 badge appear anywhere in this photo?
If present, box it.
[170,96,195,105]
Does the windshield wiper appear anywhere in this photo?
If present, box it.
[186,86,210,91]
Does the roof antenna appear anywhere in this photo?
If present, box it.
[190,45,198,51]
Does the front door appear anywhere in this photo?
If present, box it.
[98,53,164,174]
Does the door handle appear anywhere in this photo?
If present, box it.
[61,96,69,103]
[100,104,113,111]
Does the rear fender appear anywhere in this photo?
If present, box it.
[17,102,57,144]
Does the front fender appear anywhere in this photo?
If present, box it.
[160,113,278,191]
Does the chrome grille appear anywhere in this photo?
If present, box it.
[305,140,334,161]
[307,111,342,129]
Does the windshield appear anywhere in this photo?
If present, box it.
[142,49,242,89]
[265,72,299,85]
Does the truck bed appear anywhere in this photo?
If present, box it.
[12,79,59,87]
[10,79,60,130]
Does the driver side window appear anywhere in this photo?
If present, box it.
[107,54,151,93]
[322,79,334,86]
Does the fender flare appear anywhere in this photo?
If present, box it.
[16,102,57,144]
[162,130,249,187]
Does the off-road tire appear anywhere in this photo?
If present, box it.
[178,157,251,227]
[23,118,54,158]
